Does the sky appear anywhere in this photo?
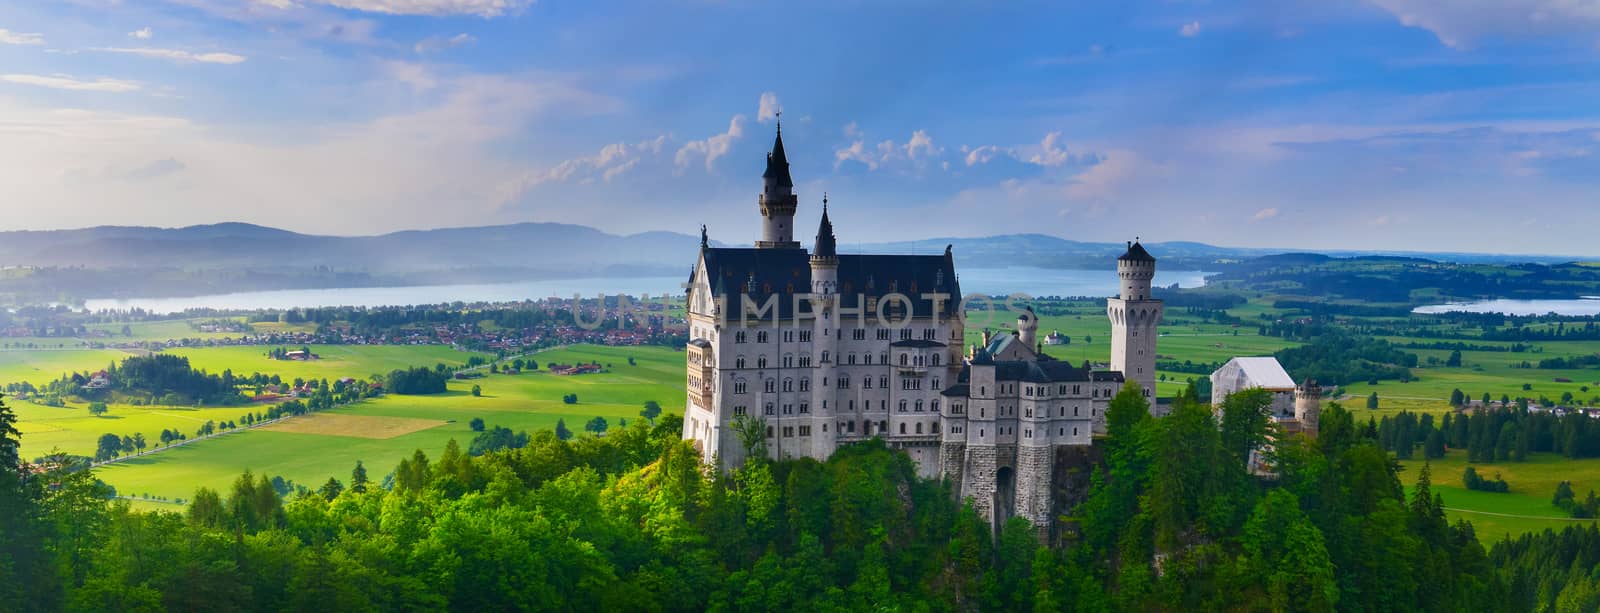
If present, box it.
[2,1,1599,255]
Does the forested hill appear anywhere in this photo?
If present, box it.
[3,386,1594,610]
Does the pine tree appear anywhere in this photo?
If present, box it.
[555,418,572,441]
[351,460,369,493]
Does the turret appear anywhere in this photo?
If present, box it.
[1017,306,1038,348]
[1295,379,1322,438]
[1117,240,1156,301]
[757,122,800,249]
[810,195,838,295]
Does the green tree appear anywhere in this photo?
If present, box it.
[350,460,369,494]
[318,477,344,501]
[1367,392,1379,410]
[86,401,108,416]
[470,384,482,397]
[640,400,662,425]
[1446,349,1462,367]
[469,417,486,432]
[585,416,608,435]
[1239,489,1340,612]
[554,418,573,441]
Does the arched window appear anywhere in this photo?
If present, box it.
[899,399,908,412]
[820,351,830,363]
[900,353,909,366]
[899,422,906,434]
[757,331,768,343]
[916,422,923,434]
[764,379,775,393]
[799,378,810,392]
[783,378,794,392]
[756,356,768,368]
[735,356,746,369]
[932,354,941,366]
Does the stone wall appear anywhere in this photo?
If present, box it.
[1015,445,1055,532]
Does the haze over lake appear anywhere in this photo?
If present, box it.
[1412,298,1600,317]
[83,267,1213,314]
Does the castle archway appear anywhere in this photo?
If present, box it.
[994,466,1016,533]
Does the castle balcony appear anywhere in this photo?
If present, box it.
[896,364,927,376]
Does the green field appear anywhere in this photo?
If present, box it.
[1399,452,1600,543]
[6,344,491,459]
[94,345,684,503]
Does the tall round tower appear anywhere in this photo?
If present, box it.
[1016,306,1038,348]
[1295,379,1322,438]
[1107,240,1163,400]
[757,122,800,249]
[809,196,839,457]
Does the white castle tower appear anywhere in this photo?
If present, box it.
[1107,240,1162,401]
[756,121,799,249]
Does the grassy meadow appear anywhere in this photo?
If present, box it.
[94,344,684,502]
[4,343,491,460]
[1399,451,1600,543]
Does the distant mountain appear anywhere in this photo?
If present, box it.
[0,222,1585,303]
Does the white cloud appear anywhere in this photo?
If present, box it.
[962,132,1098,169]
[497,135,667,202]
[314,0,534,17]
[1366,0,1600,49]
[414,32,475,53]
[842,121,860,138]
[904,129,941,159]
[0,70,618,233]
[1251,207,1280,221]
[675,115,747,173]
[835,128,943,170]
[128,27,153,40]
[758,91,781,124]
[94,47,248,65]
[1064,150,1165,200]
[1180,21,1202,37]
[0,29,45,45]
[964,144,1005,167]
[0,74,141,92]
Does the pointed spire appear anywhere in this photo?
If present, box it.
[813,193,836,258]
[762,123,794,188]
[700,224,708,249]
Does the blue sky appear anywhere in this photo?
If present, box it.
[2,1,1599,255]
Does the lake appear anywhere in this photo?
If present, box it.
[83,267,1213,314]
[1413,297,1600,317]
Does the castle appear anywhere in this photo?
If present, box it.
[681,125,1163,531]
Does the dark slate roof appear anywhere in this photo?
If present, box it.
[687,338,711,348]
[985,333,1019,356]
[762,128,794,188]
[890,339,947,348]
[696,247,960,319]
[1118,241,1155,262]
[814,205,836,258]
[944,360,1124,396]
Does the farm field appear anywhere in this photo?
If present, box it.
[5,343,491,459]
[94,344,684,503]
[1399,452,1600,543]
[168,344,490,381]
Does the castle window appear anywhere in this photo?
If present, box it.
[733,406,747,416]
[1074,407,1079,417]
[899,400,908,413]
[783,354,794,368]
[764,379,775,393]
[1073,385,1081,394]
[767,426,773,438]
[899,328,912,340]
[932,377,940,389]
[915,400,924,412]
[848,421,856,433]
[736,331,747,344]
[880,376,889,388]
[799,354,811,367]
[783,426,794,437]
[757,331,768,343]
[783,404,793,415]
[735,357,746,369]
[877,329,890,340]
[880,353,889,364]
[1025,408,1032,418]
[980,429,985,438]
[853,329,866,340]
[932,399,940,413]
[1073,427,1079,437]
[849,399,855,410]
[820,351,829,363]
[901,353,909,366]
[799,378,810,392]
[839,378,850,389]
[916,422,923,434]
[783,330,793,342]
[734,380,747,394]
[765,403,774,416]
[799,425,811,436]
[783,379,793,392]
[848,353,857,365]
[757,356,768,368]
[932,354,941,366]
[899,423,906,434]
[923,328,936,340]
[863,377,872,389]
[800,330,811,342]
[880,401,886,411]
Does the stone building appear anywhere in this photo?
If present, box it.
[1209,356,1321,437]
[681,125,1160,532]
